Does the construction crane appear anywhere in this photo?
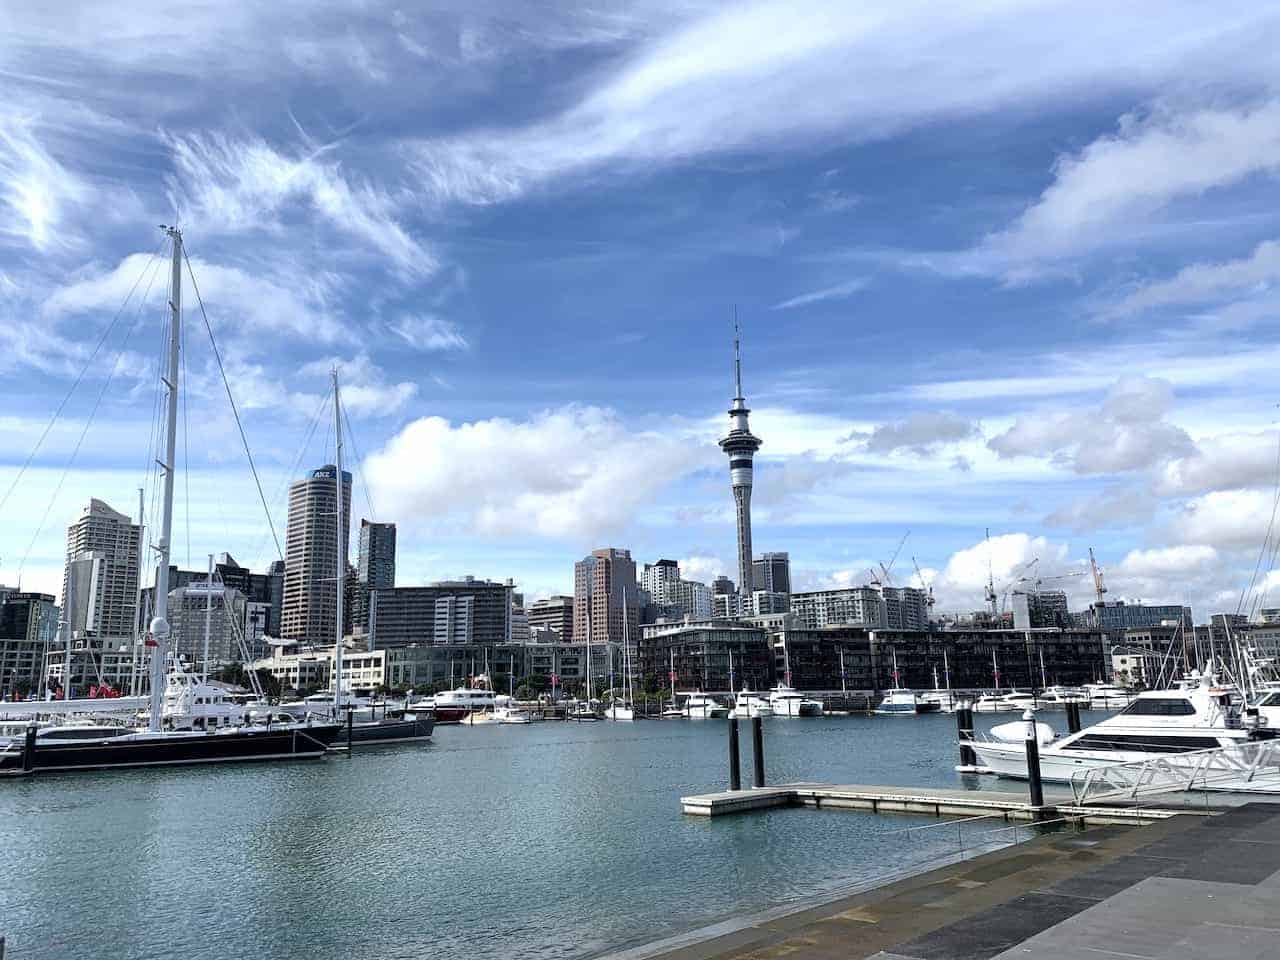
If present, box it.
[1088,547,1108,605]
[984,528,998,616]
[912,556,935,609]
[1026,570,1088,596]
[878,531,911,587]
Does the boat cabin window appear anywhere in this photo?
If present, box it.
[1259,693,1280,707]
[1120,698,1195,716]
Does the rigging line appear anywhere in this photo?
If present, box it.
[248,386,330,568]
[182,248,283,562]
[0,241,166,520]
[17,250,167,579]
[1237,427,1280,618]
[342,402,377,523]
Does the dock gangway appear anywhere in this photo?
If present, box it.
[1070,739,1280,805]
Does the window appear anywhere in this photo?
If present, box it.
[1120,698,1196,717]
[1070,734,1220,753]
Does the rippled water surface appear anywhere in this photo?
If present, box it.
[1,711,1101,960]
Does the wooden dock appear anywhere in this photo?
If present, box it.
[679,782,1204,824]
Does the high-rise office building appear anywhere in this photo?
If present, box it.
[528,596,574,641]
[62,498,140,645]
[280,464,352,643]
[369,576,512,647]
[354,520,396,633]
[573,548,639,644]
[752,552,791,595]
[718,326,762,608]
[167,582,248,668]
[641,559,681,597]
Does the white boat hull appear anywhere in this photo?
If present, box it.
[605,706,635,721]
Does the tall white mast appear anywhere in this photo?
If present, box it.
[332,369,345,716]
[130,486,145,696]
[202,552,213,682]
[148,226,182,732]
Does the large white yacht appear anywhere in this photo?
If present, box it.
[683,694,729,719]
[768,684,823,717]
[970,674,1274,781]
[1083,682,1132,710]
[729,690,774,719]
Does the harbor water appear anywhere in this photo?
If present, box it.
[1,711,1105,960]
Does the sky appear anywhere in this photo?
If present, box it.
[4,1,1280,621]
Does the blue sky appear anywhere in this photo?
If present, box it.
[4,1,1280,620]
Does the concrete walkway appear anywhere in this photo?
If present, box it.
[616,802,1280,960]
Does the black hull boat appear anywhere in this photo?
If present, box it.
[1,723,342,776]
[337,713,435,746]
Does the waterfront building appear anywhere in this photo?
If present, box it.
[573,548,639,645]
[510,605,531,643]
[383,641,545,690]
[63,498,140,646]
[167,582,247,669]
[1259,608,1280,625]
[354,519,396,633]
[752,552,791,594]
[280,464,352,643]
[528,595,574,641]
[0,592,58,696]
[773,625,1108,693]
[369,577,513,648]
[637,618,772,692]
[718,327,762,611]
[1090,600,1193,632]
[790,586,928,631]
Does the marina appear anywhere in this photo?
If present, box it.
[0,710,1126,960]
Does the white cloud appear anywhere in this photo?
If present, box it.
[1172,489,1275,550]
[167,132,437,278]
[772,278,868,310]
[0,114,88,252]
[410,2,1280,206]
[388,315,468,352]
[677,554,730,586]
[297,353,417,417]
[1117,544,1218,578]
[1156,431,1279,497]
[44,251,350,344]
[363,406,716,540]
[931,532,1070,611]
[1106,239,1280,318]
[988,377,1194,473]
[981,102,1280,270]
[864,411,980,455]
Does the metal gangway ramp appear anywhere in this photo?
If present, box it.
[1071,739,1280,805]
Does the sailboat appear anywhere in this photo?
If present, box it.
[570,595,600,721]
[661,649,683,717]
[1,228,342,776]
[605,592,635,721]
[876,647,933,715]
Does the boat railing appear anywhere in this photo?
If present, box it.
[1070,738,1280,805]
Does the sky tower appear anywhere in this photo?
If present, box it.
[719,322,762,605]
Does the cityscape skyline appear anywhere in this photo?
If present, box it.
[3,4,1280,622]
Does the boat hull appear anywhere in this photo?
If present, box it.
[969,737,1277,785]
[336,715,434,746]
[0,724,341,775]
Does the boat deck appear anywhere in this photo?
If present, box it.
[614,801,1280,960]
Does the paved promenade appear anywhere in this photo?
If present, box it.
[629,802,1280,960]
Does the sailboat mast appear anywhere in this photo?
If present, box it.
[147,227,182,732]
[332,369,345,716]
[130,486,145,696]
[202,552,213,682]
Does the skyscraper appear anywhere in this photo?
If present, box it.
[63,498,141,644]
[718,325,761,607]
[354,519,396,633]
[280,464,352,643]
[573,548,639,645]
[752,552,791,594]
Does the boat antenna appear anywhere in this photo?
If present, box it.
[148,226,183,732]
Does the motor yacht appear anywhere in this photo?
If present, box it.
[1036,685,1090,708]
[493,705,533,724]
[683,694,729,719]
[768,684,823,717]
[430,682,501,723]
[1083,682,1132,710]
[875,688,939,715]
[971,692,1020,713]
[970,674,1275,781]
[729,690,773,719]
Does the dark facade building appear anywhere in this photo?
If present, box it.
[752,552,791,594]
[0,592,59,697]
[774,626,1109,693]
[354,520,396,633]
[1092,601,1193,633]
[637,619,773,692]
[369,577,512,648]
